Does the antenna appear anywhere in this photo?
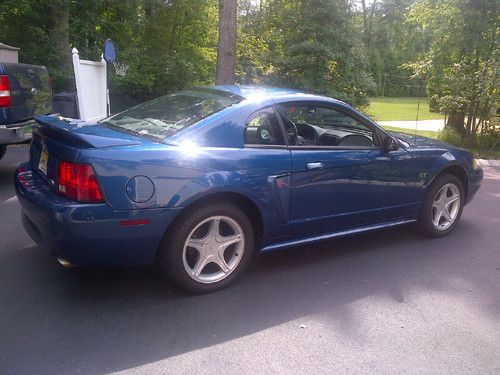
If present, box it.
[415,97,420,143]
[415,82,423,144]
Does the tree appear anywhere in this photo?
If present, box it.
[356,0,428,97]
[47,0,72,90]
[236,0,276,84]
[216,0,238,85]
[0,0,219,104]
[236,0,374,105]
[0,0,73,91]
[359,0,377,49]
[407,0,499,140]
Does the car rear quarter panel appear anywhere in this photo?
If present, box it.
[78,145,293,244]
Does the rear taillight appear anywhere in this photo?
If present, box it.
[58,161,103,202]
[0,75,11,108]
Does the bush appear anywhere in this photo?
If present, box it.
[438,127,465,147]
[438,121,500,159]
[476,126,500,154]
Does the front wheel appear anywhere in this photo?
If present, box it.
[417,174,464,237]
[158,202,254,293]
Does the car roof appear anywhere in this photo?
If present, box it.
[163,85,380,148]
[208,85,367,123]
[210,85,304,98]
[209,84,348,105]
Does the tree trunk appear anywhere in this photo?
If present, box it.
[367,0,377,49]
[360,0,377,49]
[216,0,237,85]
[445,112,466,136]
[144,0,153,18]
[360,0,368,45]
[48,0,73,90]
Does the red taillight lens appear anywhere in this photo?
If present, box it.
[58,161,103,202]
[0,75,11,108]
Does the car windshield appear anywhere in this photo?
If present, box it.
[99,88,243,140]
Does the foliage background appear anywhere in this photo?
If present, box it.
[0,0,429,108]
[0,0,498,149]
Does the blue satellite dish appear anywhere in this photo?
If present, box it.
[103,39,117,63]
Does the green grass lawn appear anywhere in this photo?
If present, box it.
[382,125,439,139]
[366,97,445,121]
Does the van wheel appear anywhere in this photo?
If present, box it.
[158,202,254,293]
[417,174,464,237]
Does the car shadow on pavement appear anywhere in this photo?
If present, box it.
[0,219,494,375]
[1,146,498,374]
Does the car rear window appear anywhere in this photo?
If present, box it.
[99,88,243,140]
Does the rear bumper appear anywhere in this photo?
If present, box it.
[0,121,33,145]
[15,163,181,266]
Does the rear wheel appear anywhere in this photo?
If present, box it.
[0,146,6,161]
[158,202,254,293]
[417,174,464,237]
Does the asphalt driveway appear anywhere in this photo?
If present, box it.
[1,145,499,374]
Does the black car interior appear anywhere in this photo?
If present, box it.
[277,104,377,147]
[244,104,379,147]
[244,109,285,145]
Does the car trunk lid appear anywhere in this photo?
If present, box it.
[29,115,145,192]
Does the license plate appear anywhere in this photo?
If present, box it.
[38,147,48,175]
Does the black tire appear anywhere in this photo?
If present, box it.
[0,145,7,161]
[158,201,255,293]
[417,174,465,237]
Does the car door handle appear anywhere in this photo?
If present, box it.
[306,162,324,170]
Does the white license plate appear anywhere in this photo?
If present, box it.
[38,147,48,175]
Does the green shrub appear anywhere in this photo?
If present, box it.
[438,127,465,147]
[438,121,500,159]
[476,127,500,154]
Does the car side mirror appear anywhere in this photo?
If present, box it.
[382,135,400,153]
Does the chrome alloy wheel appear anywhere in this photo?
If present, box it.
[182,215,245,283]
[432,183,460,231]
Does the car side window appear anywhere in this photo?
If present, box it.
[277,103,376,147]
[244,107,285,146]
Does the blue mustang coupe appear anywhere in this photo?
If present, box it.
[15,86,483,292]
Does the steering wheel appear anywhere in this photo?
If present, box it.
[296,123,319,145]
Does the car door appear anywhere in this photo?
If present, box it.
[276,101,421,238]
[243,106,293,243]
